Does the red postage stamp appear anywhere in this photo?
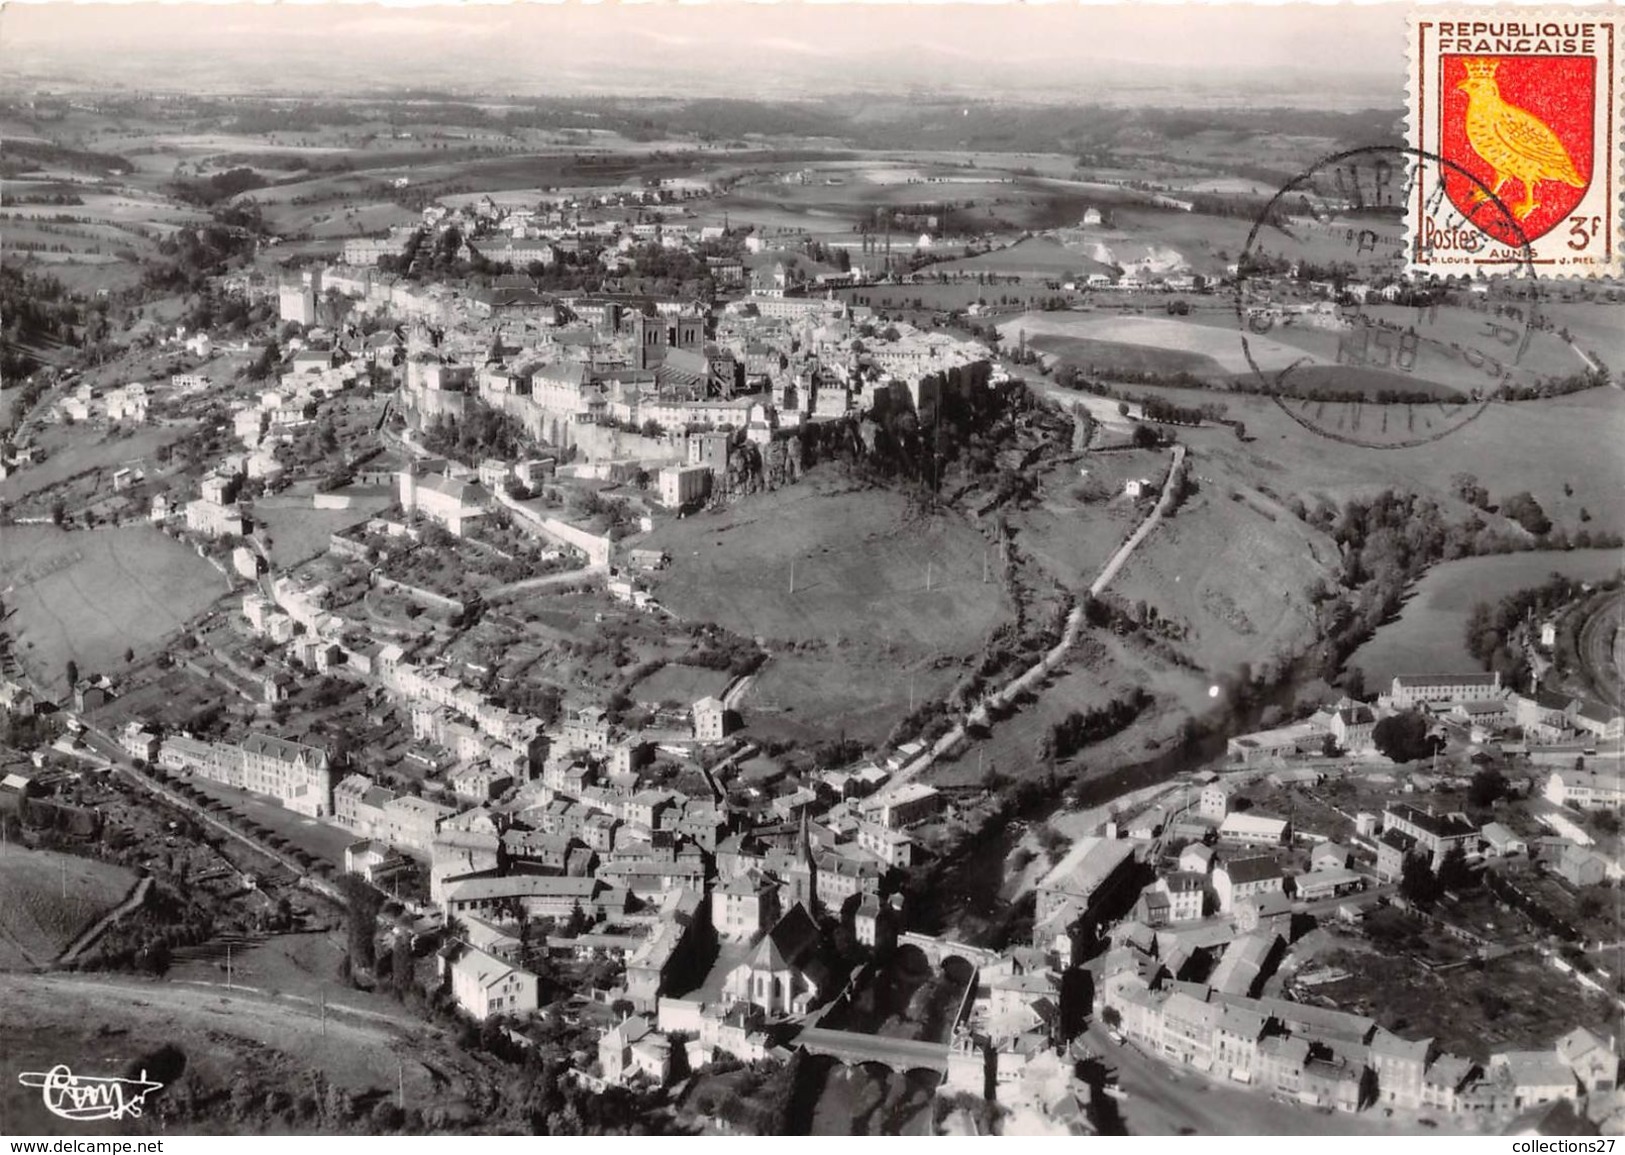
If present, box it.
[1409,13,1623,277]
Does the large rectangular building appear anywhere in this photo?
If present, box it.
[657,463,710,509]
[1388,672,1501,710]
[160,730,332,818]
[1035,836,1139,931]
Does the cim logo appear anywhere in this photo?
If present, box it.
[17,1065,164,1122]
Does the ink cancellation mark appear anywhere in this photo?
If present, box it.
[1235,145,1544,450]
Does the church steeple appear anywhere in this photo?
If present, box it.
[788,808,817,914]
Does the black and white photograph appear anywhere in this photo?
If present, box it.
[0,0,1621,1141]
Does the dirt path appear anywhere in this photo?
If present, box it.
[875,444,1188,801]
[59,875,153,964]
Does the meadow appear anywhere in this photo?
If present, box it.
[639,478,1008,652]
[0,422,195,504]
[1001,310,1323,375]
[1,525,230,694]
[1349,548,1625,689]
[629,662,733,708]
[0,848,138,969]
[635,475,1012,744]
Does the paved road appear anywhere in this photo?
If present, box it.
[1078,1020,1455,1136]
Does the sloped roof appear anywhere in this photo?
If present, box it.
[1220,854,1283,884]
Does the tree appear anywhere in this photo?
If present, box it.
[1035,823,1069,858]
[1372,711,1441,764]
[342,874,384,977]
[1438,844,1472,892]
[1399,853,1439,907]
[1499,491,1551,536]
[1451,472,1488,508]
[1343,666,1367,701]
[65,659,79,686]
[1468,765,1507,808]
[1131,423,1160,449]
[124,647,135,664]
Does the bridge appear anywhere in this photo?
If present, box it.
[895,932,1001,970]
[796,1027,951,1075]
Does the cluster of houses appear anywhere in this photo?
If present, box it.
[1101,937,1615,1123]
[1229,673,1623,767]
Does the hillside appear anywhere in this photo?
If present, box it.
[0,972,506,1136]
[0,849,138,969]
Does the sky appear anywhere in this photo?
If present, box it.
[0,2,1411,102]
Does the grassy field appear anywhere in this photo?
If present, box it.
[1096,460,1338,676]
[1001,310,1323,375]
[1044,378,1625,537]
[634,474,1012,745]
[741,651,965,748]
[1350,548,1625,688]
[0,848,139,969]
[639,477,1009,653]
[1028,332,1228,379]
[629,662,733,708]
[252,491,393,569]
[2,525,230,695]
[0,422,196,504]
[931,236,1115,279]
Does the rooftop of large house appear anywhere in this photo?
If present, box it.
[1392,673,1500,688]
[442,874,612,902]
[1369,1026,1434,1061]
[1218,854,1283,884]
[1037,836,1137,899]
[1217,812,1289,838]
[1385,802,1478,839]
[446,941,527,989]
[240,731,328,767]
[1492,1050,1578,1087]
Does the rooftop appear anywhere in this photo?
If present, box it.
[1037,836,1137,900]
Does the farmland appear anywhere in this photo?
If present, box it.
[0,421,196,505]
[1028,377,1625,536]
[0,848,139,969]
[1349,548,1625,689]
[1,524,230,695]
[1001,310,1325,376]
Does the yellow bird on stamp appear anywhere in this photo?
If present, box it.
[1455,58,1587,220]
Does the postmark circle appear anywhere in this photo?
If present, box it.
[1234,144,1546,450]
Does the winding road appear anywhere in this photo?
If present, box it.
[873,444,1188,803]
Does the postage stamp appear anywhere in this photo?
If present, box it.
[1408,13,1623,277]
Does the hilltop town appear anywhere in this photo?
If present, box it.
[2,70,1623,1139]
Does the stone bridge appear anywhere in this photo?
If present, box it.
[895,932,1002,970]
[795,1027,951,1075]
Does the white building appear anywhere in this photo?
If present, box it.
[657,463,711,510]
[444,943,539,1021]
